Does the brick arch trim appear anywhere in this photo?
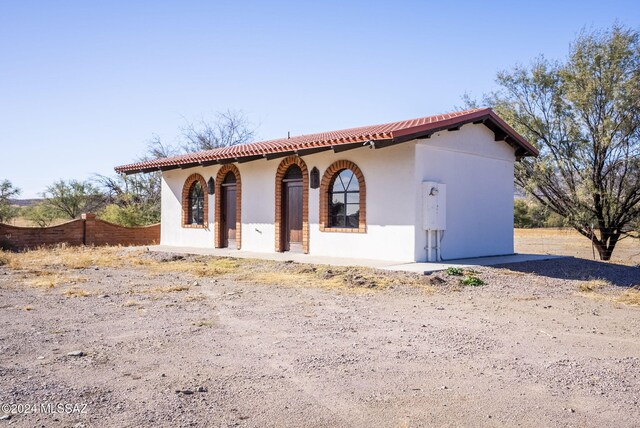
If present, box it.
[214,164,242,249]
[320,160,366,233]
[275,156,309,253]
[181,173,208,228]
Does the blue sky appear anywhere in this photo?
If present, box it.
[1,1,639,198]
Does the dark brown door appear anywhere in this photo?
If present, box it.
[222,185,236,247]
[284,181,302,251]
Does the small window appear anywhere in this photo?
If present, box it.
[328,169,359,228]
[188,181,205,225]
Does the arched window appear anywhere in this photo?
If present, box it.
[181,173,208,228]
[329,169,360,228]
[188,181,205,225]
[320,160,366,233]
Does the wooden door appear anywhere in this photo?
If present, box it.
[223,185,236,247]
[284,181,303,251]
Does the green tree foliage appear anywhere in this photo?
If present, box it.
[0,180,21,223]
[100,201,159,227]
[514,199,568,228]
[482,26,640,260]
[514,199,542,228]
[96,173,162,227]
[42,180,106,219]
[22,203,59,227]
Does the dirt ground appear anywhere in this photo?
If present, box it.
[0,242,639,428]
[515,228,640,265]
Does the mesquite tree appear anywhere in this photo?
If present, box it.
[42,180,106,219]
[0,180,21,223]
[489,26,640,260]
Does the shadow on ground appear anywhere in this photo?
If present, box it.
[495,257,640,288]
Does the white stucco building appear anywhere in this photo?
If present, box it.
[115,108,537,263]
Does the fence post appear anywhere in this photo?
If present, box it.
[81,213,96,245]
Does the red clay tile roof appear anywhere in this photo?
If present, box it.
[115,108,537,174]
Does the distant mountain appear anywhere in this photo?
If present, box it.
[8,199,42,207]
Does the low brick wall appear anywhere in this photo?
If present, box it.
[0,213,160,250]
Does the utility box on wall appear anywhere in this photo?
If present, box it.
[422,182,446,230]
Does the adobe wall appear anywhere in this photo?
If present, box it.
[0,213,160,250]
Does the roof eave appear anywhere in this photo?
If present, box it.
[390,111,538,158]
[113,109,538,174]
[113,139,393,175]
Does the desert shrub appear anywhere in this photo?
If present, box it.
[445,267,464,276]
[22,203,60,227]
[461,275,484,286]
[100,203,160,227]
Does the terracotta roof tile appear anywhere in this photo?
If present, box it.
[115,108,537,173]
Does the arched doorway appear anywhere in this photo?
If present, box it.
[282,164,303,252]
[274,156,309,253]
[220,171,237,248]
[215,164,241,249]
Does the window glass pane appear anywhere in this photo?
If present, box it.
[188,182,205,225]
[346,174,358,191]
[346,204,359,227]
[346,204,359,216]
[329,215,344,227]
[197,199,204,217]
[339,169,353,184]
[191,199,201,223]
[327,168,361,229]
[338,169,351,189]
[332,192,344,205]
[330,201,345,216]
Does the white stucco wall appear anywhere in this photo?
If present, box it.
[159,122,516,262]
[413,124,516,261]
[238,160,278,253]
[161,167,216,248]
[160,143,417,262]
[305,143,416,262]
[239,143,417,261]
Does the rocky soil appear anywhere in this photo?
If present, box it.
[0,251,639,427]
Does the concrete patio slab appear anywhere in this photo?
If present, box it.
[382,253,566,274]
[146,245,400,268]
[145,245,565,274]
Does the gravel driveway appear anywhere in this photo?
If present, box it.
[0,249,638,427]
